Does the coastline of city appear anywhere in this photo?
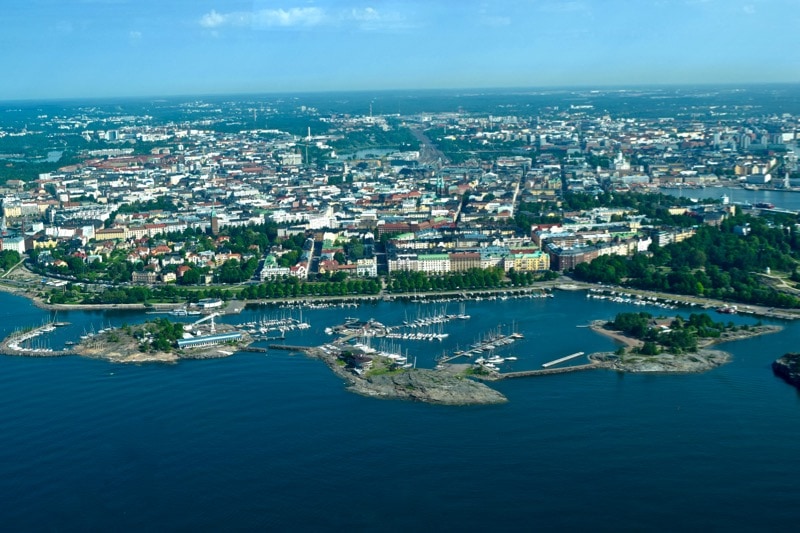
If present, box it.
[7,0,800,527]
[4,85,800,529]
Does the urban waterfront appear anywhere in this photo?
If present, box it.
[661,185,800,212]
[1,290,800,530]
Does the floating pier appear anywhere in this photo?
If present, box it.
[542,352,585,368]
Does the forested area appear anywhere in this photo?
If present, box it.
[607,312,738,355]
[386,267,554,293]
[574,214,800,308]
[514,191,699,231]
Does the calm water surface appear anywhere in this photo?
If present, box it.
[1,291,799,531]
[661,185,800,211]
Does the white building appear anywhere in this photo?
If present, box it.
[356,257,378,277]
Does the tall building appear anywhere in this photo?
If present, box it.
[210,208,219,236]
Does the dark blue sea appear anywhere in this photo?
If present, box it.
[1,290,799,531]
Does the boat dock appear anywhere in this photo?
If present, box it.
[542,352,585,368]
[0,322,76,357]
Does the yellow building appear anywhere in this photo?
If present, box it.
[32,237,58,250]
[95,227,127,241]
[503,251,550,272]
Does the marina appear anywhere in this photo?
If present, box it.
[237,312,311,339]
[0,321,74,357]
[0,285,799,531]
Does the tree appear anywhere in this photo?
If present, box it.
[0,250,21,270]
[639,341,660,355]
[180,268,201,285]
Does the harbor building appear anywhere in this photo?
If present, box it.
[176,332,242,349]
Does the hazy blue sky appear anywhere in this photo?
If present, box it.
[3,0,800,100]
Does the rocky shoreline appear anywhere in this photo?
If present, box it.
[772,353,800,389]
[590,321,783,373]
[307,347,507,405]
[590,349,731,373]
[348,369,508,405]
[74,326,248,364]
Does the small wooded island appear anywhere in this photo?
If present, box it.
[591,312,782,372]
[74,318,250,364]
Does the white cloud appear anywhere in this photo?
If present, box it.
[129,30,142,40]
[199,10,227,28]
[348,7,412,31]
[742,4,756,14]
[199,5,411,32]
[200,7,325,29]
[351,7,380,22]
[253,7,325,27]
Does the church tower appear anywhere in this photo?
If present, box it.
[210,208,219,236]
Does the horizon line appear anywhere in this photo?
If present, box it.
[3,81,800,106]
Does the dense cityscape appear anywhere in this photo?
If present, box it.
[7,0,800,528]
[1,87,800,314]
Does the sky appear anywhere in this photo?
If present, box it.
[2,0,800,100]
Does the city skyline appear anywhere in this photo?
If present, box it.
[3,0,800,101]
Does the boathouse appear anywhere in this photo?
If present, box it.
[177,332,242,349]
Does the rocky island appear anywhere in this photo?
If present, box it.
[302,345,507,405]
[590,312,782,373]
[590,347,733,373]
[74,321,251,364]
[347,368,507,405]
[772,354,800,389]
[0,316,251,364]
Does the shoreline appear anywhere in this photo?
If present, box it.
[589,320,783,373]
[293,345,508,405]
[2,276,799,321]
